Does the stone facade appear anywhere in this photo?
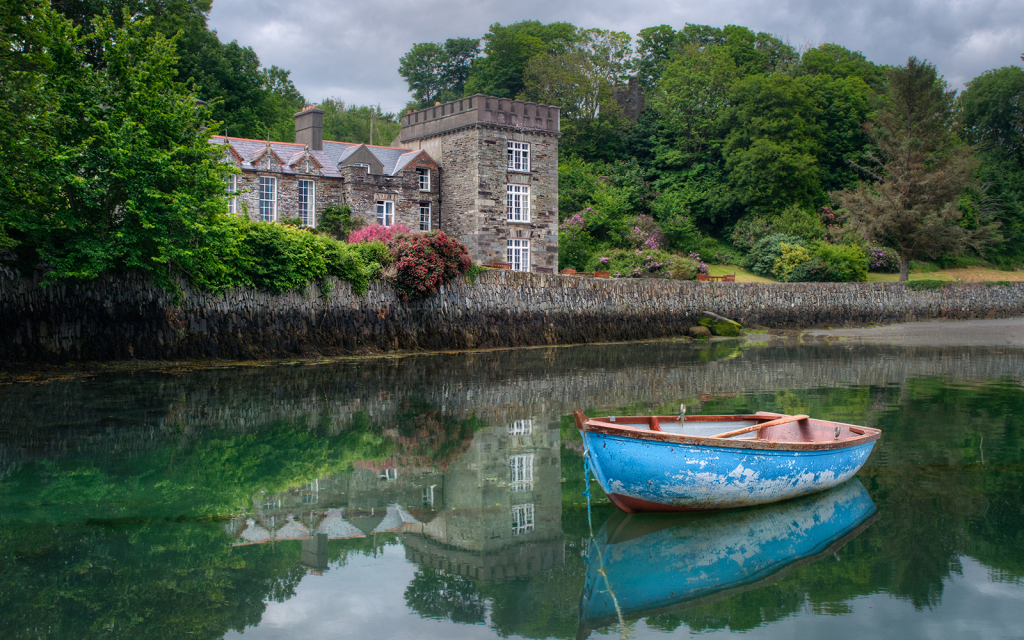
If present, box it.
[214,95,561,271]
[214,108,441,233]
[4,265,1024,364]
[397,95,561,273]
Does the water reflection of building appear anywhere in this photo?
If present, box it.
[402,418,564,581]
[224,417,563,581]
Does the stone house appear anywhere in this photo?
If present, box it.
[212,94,560,273]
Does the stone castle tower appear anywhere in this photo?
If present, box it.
[396,95,560,274]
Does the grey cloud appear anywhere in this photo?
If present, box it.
[208,0,1024,112]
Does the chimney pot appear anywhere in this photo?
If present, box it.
[293,106,325,151]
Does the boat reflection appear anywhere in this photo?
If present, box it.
[577,478,878,638]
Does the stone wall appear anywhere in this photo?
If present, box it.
[3,267,1024,364]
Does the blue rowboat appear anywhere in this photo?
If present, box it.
[574,410,880,512]
[577,478,878,638]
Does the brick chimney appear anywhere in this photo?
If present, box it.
[293,105,325,151]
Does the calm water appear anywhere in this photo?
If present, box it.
[1,340,1023,639]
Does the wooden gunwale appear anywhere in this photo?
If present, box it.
[582,415,881,452]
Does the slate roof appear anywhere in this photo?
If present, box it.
[372,504,422,533]
[211,136,433,178]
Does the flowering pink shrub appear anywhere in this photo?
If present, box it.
[562,213,586,236]
[688,252,710,275]
[625,215,664,251]
[866,244,900,272]
[820,206,844,244]
[348,223,411,245]
[389,231,471,300]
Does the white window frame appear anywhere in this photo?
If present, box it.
[259,176,276,222]
[509,454,534,492]
[417,168,430,191]
[508,141,530,172]
[509,419,532,436]
[226,174,238,214]
[419,202,431,232]
[298,179,315,227]
[353,163,370,173]
[376,200,394,227]
[507,239,530,273]
[511,503,535,535]
[506,184,530,222]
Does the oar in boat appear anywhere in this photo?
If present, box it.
[710,414,809,439]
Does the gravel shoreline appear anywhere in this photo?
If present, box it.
[803,317,1024,347]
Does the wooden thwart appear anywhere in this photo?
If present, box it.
[711,414,809,439]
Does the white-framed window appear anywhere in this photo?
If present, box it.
[259,176,276,222]
[511,503,535,535]
[506,184,530,222]
[298,179,315,227]
[508,141,530,172]
[380,468,398,481]
[353,163,370,173]
[509,419,532,435]
[225,174,238,214]
[300,479,318,505]
[376,200,394,226]
[417,168,430,191]
[507,239,530,272]
[509,454,534,492]
[419,202,431,232]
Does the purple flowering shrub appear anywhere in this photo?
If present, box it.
[687,252,710,275]
[624,215,665,251]
[587,248,673,278]
[586,249,702,280]
[866,244,901,273]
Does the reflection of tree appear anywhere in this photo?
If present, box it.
[404,568,486,624]
[0,520,304,640]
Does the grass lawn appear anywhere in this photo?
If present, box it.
[706,263,1023,284]
[707,264,775,283]
[867,266,1024,282]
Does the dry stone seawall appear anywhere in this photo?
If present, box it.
[3,266,1024,363]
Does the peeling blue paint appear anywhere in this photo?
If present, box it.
[583,430,876,510]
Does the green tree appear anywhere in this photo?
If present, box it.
[399,37,480,108]
[802,73,877,192]
[522,28,633,160]
[319,99,401,146]
[961,64,1024,267]
[635,24,677,91]
[834,58,999,280]
[797,43,886,91]
[721,73,824,217]
[0,1,59,251]
[50,0,306,140]
[651,44,739,169]
[4,10,230,291]
[463,20,579,99]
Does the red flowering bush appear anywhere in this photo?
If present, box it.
[389,231,471,300]
[348,223,410,245]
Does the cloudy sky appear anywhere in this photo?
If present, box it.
[207,0,1024,114]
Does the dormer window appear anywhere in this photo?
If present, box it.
[417,168,430,191]
[508,141,530,172]
[353,163,370,173]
